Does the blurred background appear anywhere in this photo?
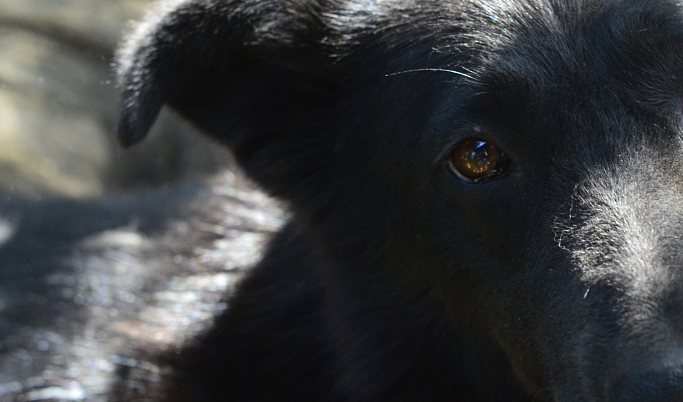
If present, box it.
[0,0,230,198]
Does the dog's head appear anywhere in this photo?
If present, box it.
[118,0,683,400]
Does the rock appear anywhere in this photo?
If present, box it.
[0,1,230,197]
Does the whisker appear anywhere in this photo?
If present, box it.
[460,66,478,76]
[385,68,477,81]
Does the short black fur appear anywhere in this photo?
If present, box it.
[117,0,683,401]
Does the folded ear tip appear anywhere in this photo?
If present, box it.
[116,104,155,148]
[116,82,165,147]
[117,124,144,148]
[115,0,200,149]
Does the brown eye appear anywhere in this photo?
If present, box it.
[448,137,511,183]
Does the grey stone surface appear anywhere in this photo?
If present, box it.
[0,0,230,197]
[0,0,151,51]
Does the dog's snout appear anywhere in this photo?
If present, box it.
[609,361,683,402]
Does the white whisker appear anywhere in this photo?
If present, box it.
[385,68,477,81]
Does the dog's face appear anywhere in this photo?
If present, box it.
[118,0,683,400]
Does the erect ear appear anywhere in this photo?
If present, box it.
[116,0,340,194]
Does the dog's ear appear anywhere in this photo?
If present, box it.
[117,0,340,193]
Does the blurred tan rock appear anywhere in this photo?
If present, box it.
[0,0,153,51]
[0,0,230,198]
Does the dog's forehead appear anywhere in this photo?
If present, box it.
[451,0,683,150]
[471,3,678,91]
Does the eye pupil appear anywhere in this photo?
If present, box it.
[457,139,498,175]
[448,137,511,182]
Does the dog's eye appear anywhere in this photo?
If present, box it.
[448,137,511,183]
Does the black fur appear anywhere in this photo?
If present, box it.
[117,0,683,400]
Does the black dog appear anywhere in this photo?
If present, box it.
[119,0,683,400]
